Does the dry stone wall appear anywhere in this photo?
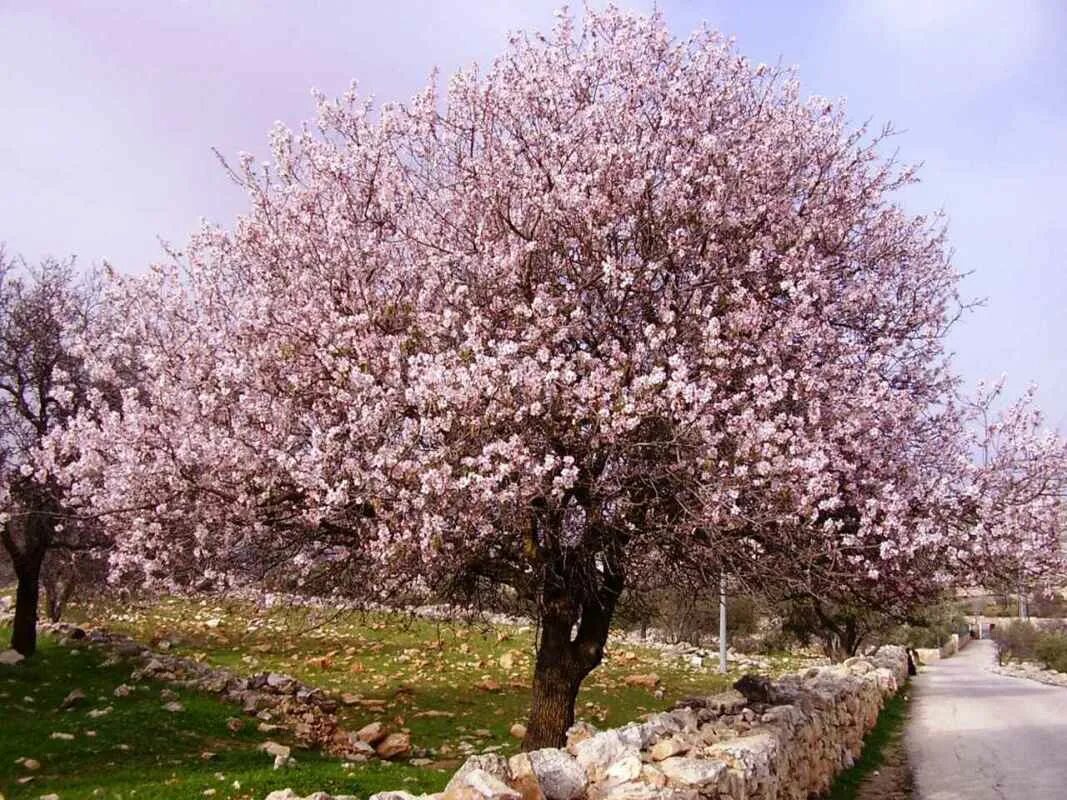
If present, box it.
[269,645,908,800]
[914,632,969,664]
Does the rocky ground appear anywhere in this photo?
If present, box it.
[54,595,816,763]
[990,658,1067,688]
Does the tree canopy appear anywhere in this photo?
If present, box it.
[43,7,1066,746]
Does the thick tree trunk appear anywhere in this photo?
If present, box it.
[11,555,43,656]
[522,573,622,750]
[523,616,590,749]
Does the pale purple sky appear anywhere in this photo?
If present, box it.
[2,1,1065,425]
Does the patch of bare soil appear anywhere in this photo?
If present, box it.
[854,730,914,800]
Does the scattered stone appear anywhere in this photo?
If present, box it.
[261,741,294,770]
[113,684,132,698]
[23,758,41,771]
[509,723,527,740]
[50,732,75,741]
[262,742,291,759]
[356,721,388,745]
[0,649,25,666]
[227,717,245,733]
[163,701,185,713]
[622,674,659,689]
[60,688,86,709]
[376,732,411,760]
[346,740,375,758]
[266,673,296,693]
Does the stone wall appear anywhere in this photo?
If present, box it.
[915,631,971,664]
[270,645,908,800]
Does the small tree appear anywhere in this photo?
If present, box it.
[0,250,103,655]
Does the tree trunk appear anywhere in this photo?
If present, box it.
[11,554,43,656]
[44,569,77,623]
[522,573,622,750]
[523,614,589,749]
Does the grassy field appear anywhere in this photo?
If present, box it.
[63,597,782,741]
[3,594,806,799]
[0,625,443,800]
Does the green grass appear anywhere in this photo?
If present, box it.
[823,686,911,800]
[61,596,787,757]
[0,627,445,800]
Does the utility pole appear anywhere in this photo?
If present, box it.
[719,572,728,674]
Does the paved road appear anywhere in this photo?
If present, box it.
[907,639,1067,800]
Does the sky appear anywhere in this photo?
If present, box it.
[2,1,1065,426]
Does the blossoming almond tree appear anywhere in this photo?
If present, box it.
[959,384,1067,590]
[768,383,1066,657]
[0,250,108,655]
[51,7,1063,748]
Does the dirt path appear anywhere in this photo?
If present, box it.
[853,732,914,800]
[906,639,1067,800]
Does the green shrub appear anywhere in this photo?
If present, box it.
[886,605,971,650]
[991,620,1043,663]
[755,626,799,655]
[1035,632,1067,673]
